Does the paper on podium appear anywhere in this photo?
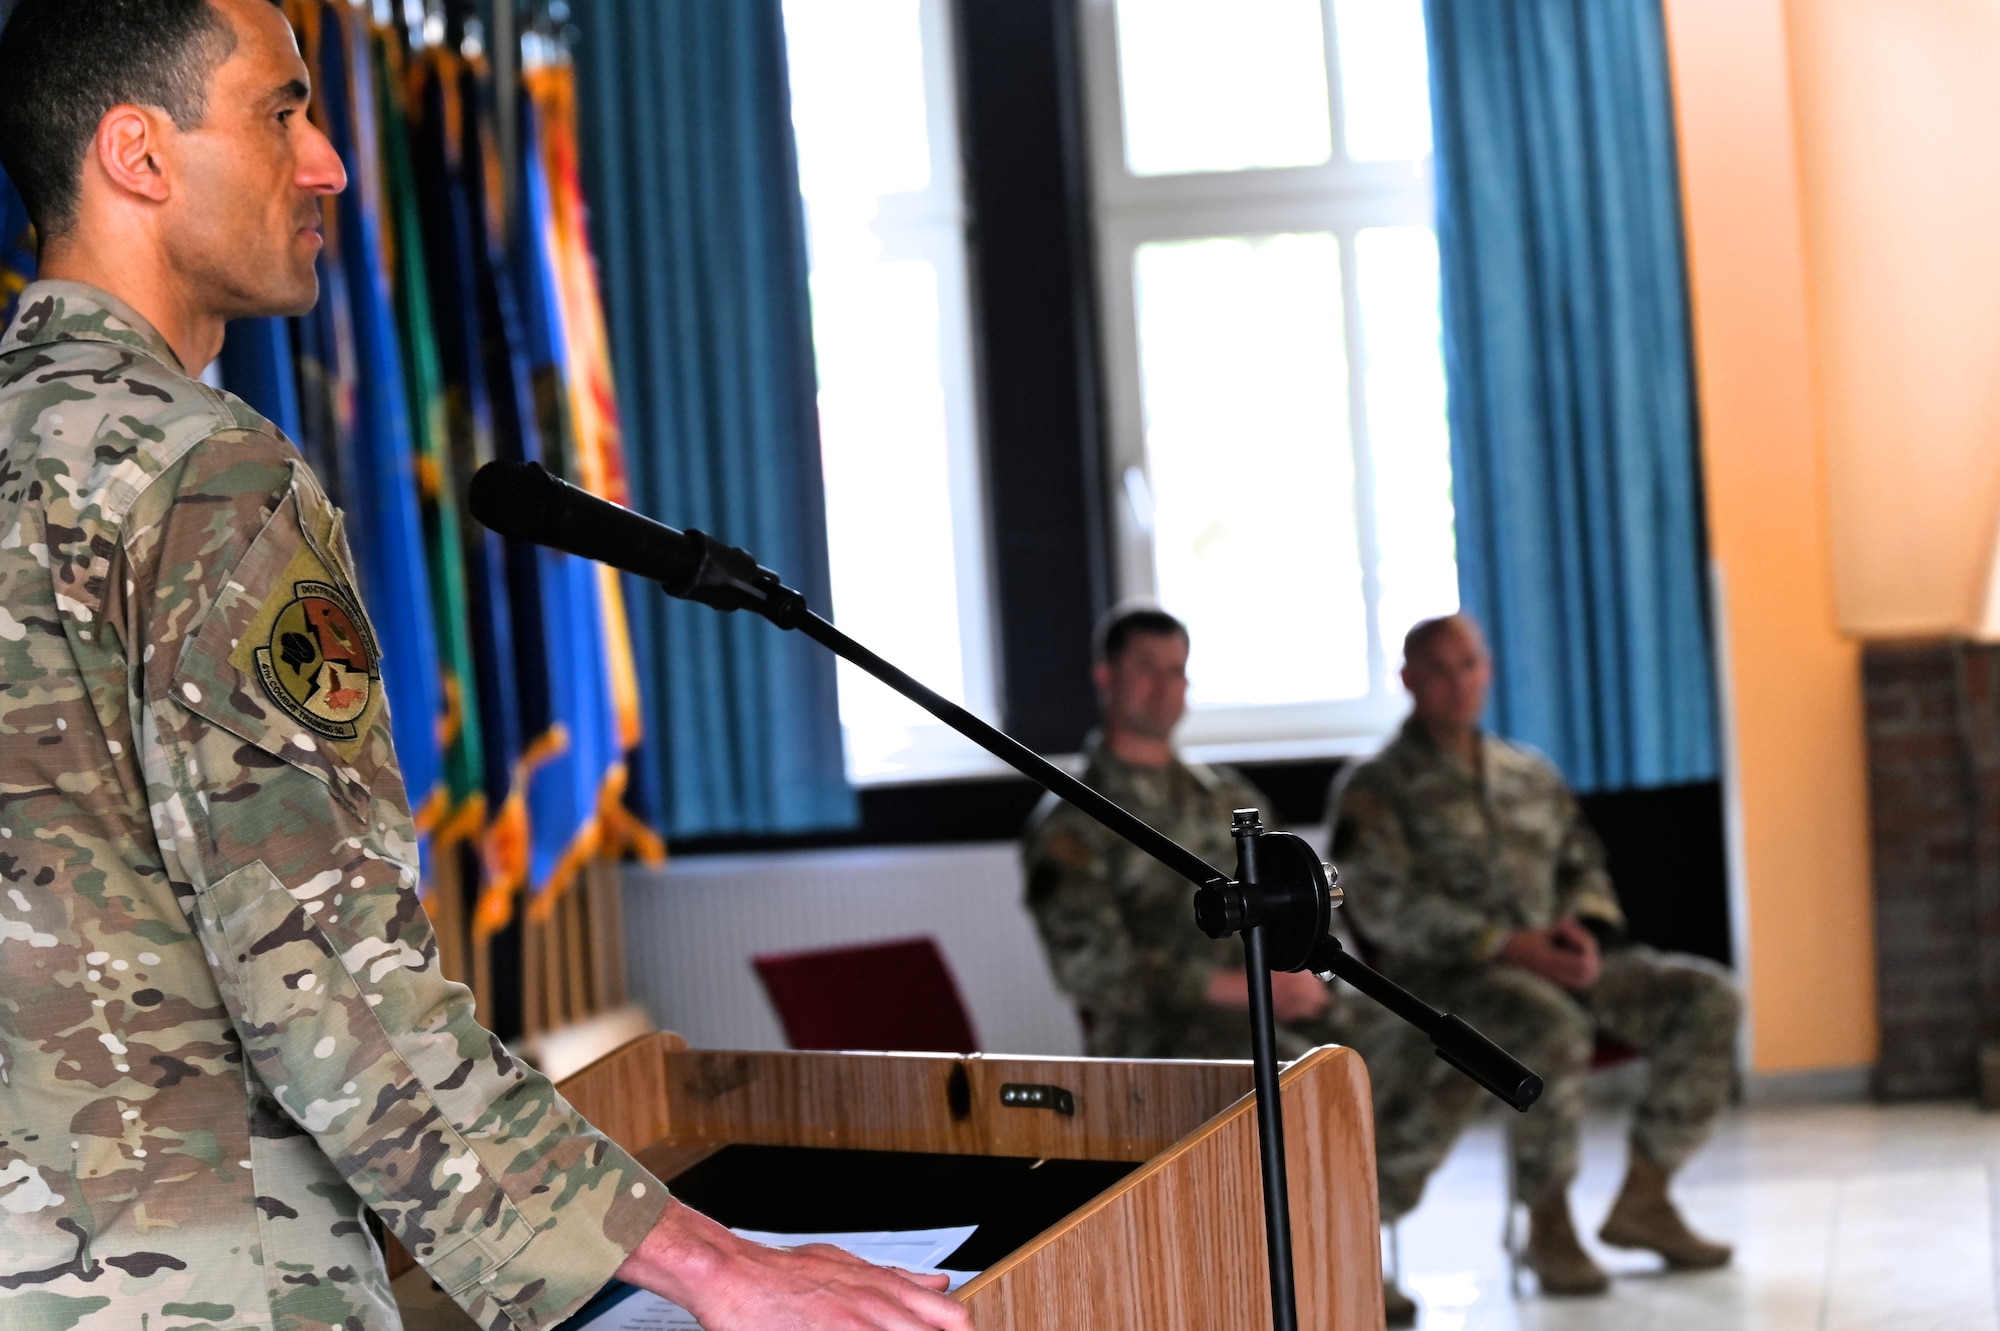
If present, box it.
[569,1226,980,1330]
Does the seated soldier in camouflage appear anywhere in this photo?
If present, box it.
[1023,606,1342,1060]
[1332,613,1738,1318]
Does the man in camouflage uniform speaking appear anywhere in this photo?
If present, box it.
[1332,613,1738,1314]
[0,2,973,1329]
[1023,607,1341,1061]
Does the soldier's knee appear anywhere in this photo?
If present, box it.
[1688,969,1743,1041]
[1486,968,1588,1025]
[1469,970,1593,1069]
[1707,970,1742,1018]
[1490,1011,1590,1082]
[1657,957,1741,1024]
[1518,985,1594,1065]
[1544,1005,1595,1070]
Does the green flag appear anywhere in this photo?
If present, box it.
[380,24,488,860]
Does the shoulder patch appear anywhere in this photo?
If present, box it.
[250,578,380,740]
[227,528,380,749]
[168,462,392,815]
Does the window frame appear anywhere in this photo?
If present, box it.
[1078,0,1445,760]
[785,0,1003,786]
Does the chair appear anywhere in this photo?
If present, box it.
[752,935,981,1054]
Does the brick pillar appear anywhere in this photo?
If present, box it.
[1861,641,2000,1103]
[1951,647,2000,1106]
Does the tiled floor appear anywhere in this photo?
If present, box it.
[1391,1101,2000,1330]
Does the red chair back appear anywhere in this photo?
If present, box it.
[1591,1035,1640,1069]
[752,935,981,1054]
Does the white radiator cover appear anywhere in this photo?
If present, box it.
[621,841,1086,1056]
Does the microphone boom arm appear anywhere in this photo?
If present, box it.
[469,460,1545,1331]
[465,462,1541,1090]
[788,608,1541,1108]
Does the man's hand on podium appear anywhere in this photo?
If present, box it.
[616,1199,976,1329]
[1205,966,1333,1024]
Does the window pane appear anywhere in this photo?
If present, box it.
[1356,226,1457,665]
[785,0,931,203]
[785,0,974,780]
[1114,0,1333,176]
[1134,234,1369,706]
[1331,0,1433,161]
[812,263,968,777]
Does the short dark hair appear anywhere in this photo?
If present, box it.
[1094,604,1189,665]
[0,0,242,241]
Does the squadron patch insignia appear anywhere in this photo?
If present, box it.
[253,579,380,740]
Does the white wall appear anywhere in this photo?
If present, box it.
[621,842,1086,1056]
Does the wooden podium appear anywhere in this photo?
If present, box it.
[394,1035,1384,1330]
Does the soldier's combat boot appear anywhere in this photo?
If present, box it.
[1383,1277,1417,1328]
[1598,1150,1733,1270]
[1524,1194,1610,1295]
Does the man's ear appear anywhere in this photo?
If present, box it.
[1091,659,1114,701]
[94,105,174,205]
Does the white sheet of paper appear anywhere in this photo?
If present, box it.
[569,1226,981,1331]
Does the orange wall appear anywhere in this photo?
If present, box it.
[1788,0,2000,637]
[1660,0,1877,1072]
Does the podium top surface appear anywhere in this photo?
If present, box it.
[559,1035,1261,1165]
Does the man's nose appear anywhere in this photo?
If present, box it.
[299,121,348,196]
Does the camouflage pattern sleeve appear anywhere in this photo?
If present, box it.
[111,430,667,1330]
[1551,787,1626,939]
[1329,767,1509,969]
[1022,802,1211,1035]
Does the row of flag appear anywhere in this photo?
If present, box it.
[0,1,662,943]
[1,169,27,319]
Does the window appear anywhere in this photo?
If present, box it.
[1083,0,1457,759]
[783,0,996,784]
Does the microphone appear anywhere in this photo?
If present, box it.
[466,460,809,627]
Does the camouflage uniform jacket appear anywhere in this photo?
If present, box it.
[1022,734,1268,1057]
[0,282,667,1331]
[1330,718,1625,976]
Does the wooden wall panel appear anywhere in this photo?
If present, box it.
[657,1047,1253,1162]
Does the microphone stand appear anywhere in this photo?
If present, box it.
[474,465,1544,1331]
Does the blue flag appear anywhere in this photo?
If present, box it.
[511,84,623,915]
[375,22,488,868]
[448,43,612,927]
[216,318,306,445]
[314,0,447,841]
[408,43,532,936]
[286,172,356,513]
[2,164,36,331]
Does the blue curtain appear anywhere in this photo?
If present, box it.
[1425,0,1718,792]
[570,0,855,837]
